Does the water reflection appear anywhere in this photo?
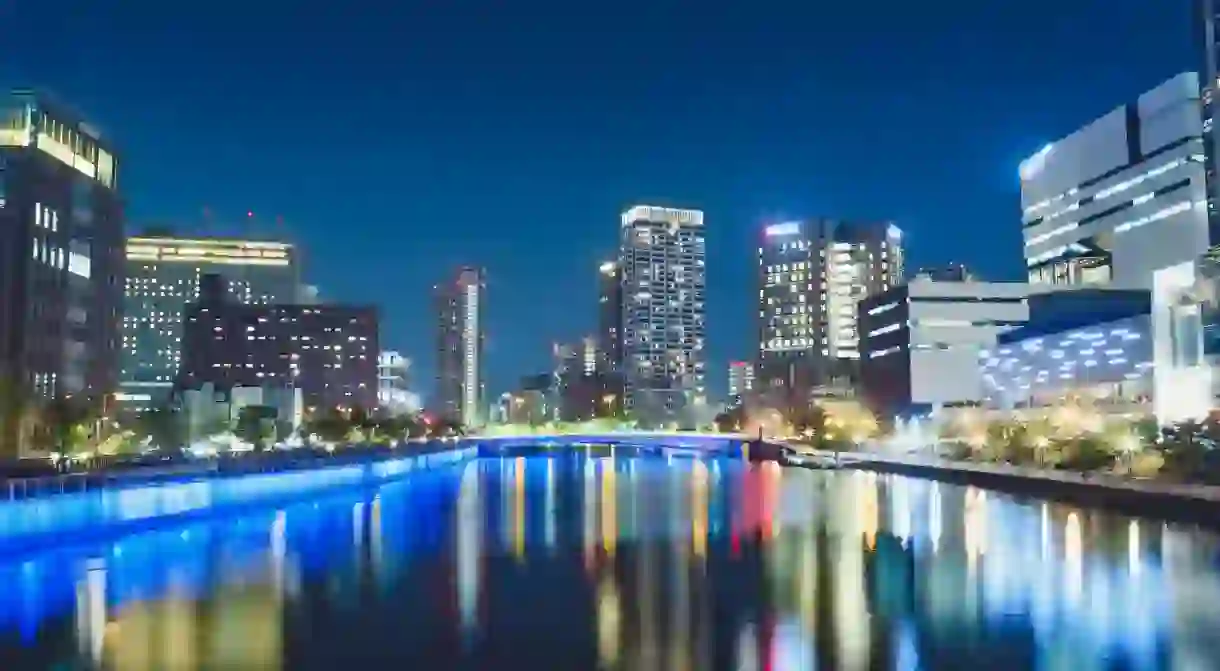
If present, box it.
[0,454,1217,669]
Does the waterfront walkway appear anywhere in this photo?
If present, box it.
[784,443,1220,504]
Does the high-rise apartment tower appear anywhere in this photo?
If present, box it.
[618,205,706,415]
[435,267,486,427]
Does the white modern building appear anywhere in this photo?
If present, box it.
[377,351,419,415]
[1022,72,1208,289]
[1020,72,1212,424]
[857,276,1030,415]
[435,267,485,427]
[619,205,706,416]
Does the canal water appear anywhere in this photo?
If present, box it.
[0,452,1218,669]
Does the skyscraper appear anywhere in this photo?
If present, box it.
[435,267,485,427]
[120,234,298,412]
[596,260,623,374]
[0,91,124,454]
[757,219,903,395]
[618,205,706,417]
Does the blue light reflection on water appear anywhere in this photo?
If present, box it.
[0,453,1217,668]
[0,448,476,553]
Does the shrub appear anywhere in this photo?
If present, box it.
[1129,451,1164,478]
[1059,436,1115,472]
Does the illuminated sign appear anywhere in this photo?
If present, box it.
[765,222,801,237]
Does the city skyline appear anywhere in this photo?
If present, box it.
[0,1,1191,401]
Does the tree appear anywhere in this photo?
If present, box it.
[305,408,351,444]
[133,406,184,452]
[235,405,276,450]
[0,374,36,455]
[791,404,827,437]
[715,405,747,433]
[39,396,95,454]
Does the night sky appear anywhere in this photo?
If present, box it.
[0,1,1192,402]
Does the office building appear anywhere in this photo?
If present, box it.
[435,267,485,427]
[180,278,378,413]
[1021,72,1208,288]
[597,260,623,373]
[757,219,903,395]
[120,234,297,412]
[727,361,755,400]
[618,205,706,417]
[1021,73,1212,424]
[857,276,1029,416]
[0,92,124,454]
[979,289,1153,412]
[377,351,418,415]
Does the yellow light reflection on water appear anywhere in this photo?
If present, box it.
[691,461,708,560]
[514,457,525,561]
[596,572,621,667]
[601,458,617,559]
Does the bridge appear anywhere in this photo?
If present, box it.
[462,431,748,456]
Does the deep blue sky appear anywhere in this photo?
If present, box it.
[0,1,1192,402]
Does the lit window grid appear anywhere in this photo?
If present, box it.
[619,217,706,401]
[120,258,295,389]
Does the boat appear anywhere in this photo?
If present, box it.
[780,448,841,469]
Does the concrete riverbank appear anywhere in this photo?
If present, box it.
[783,444,1220,527]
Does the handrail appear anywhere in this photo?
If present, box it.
[0,442,466,502]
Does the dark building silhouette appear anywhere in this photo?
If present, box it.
[180,277,378,413]
[597,260,623,374]
[0,91,124,455]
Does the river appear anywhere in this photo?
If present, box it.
[0,449,1217,669]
